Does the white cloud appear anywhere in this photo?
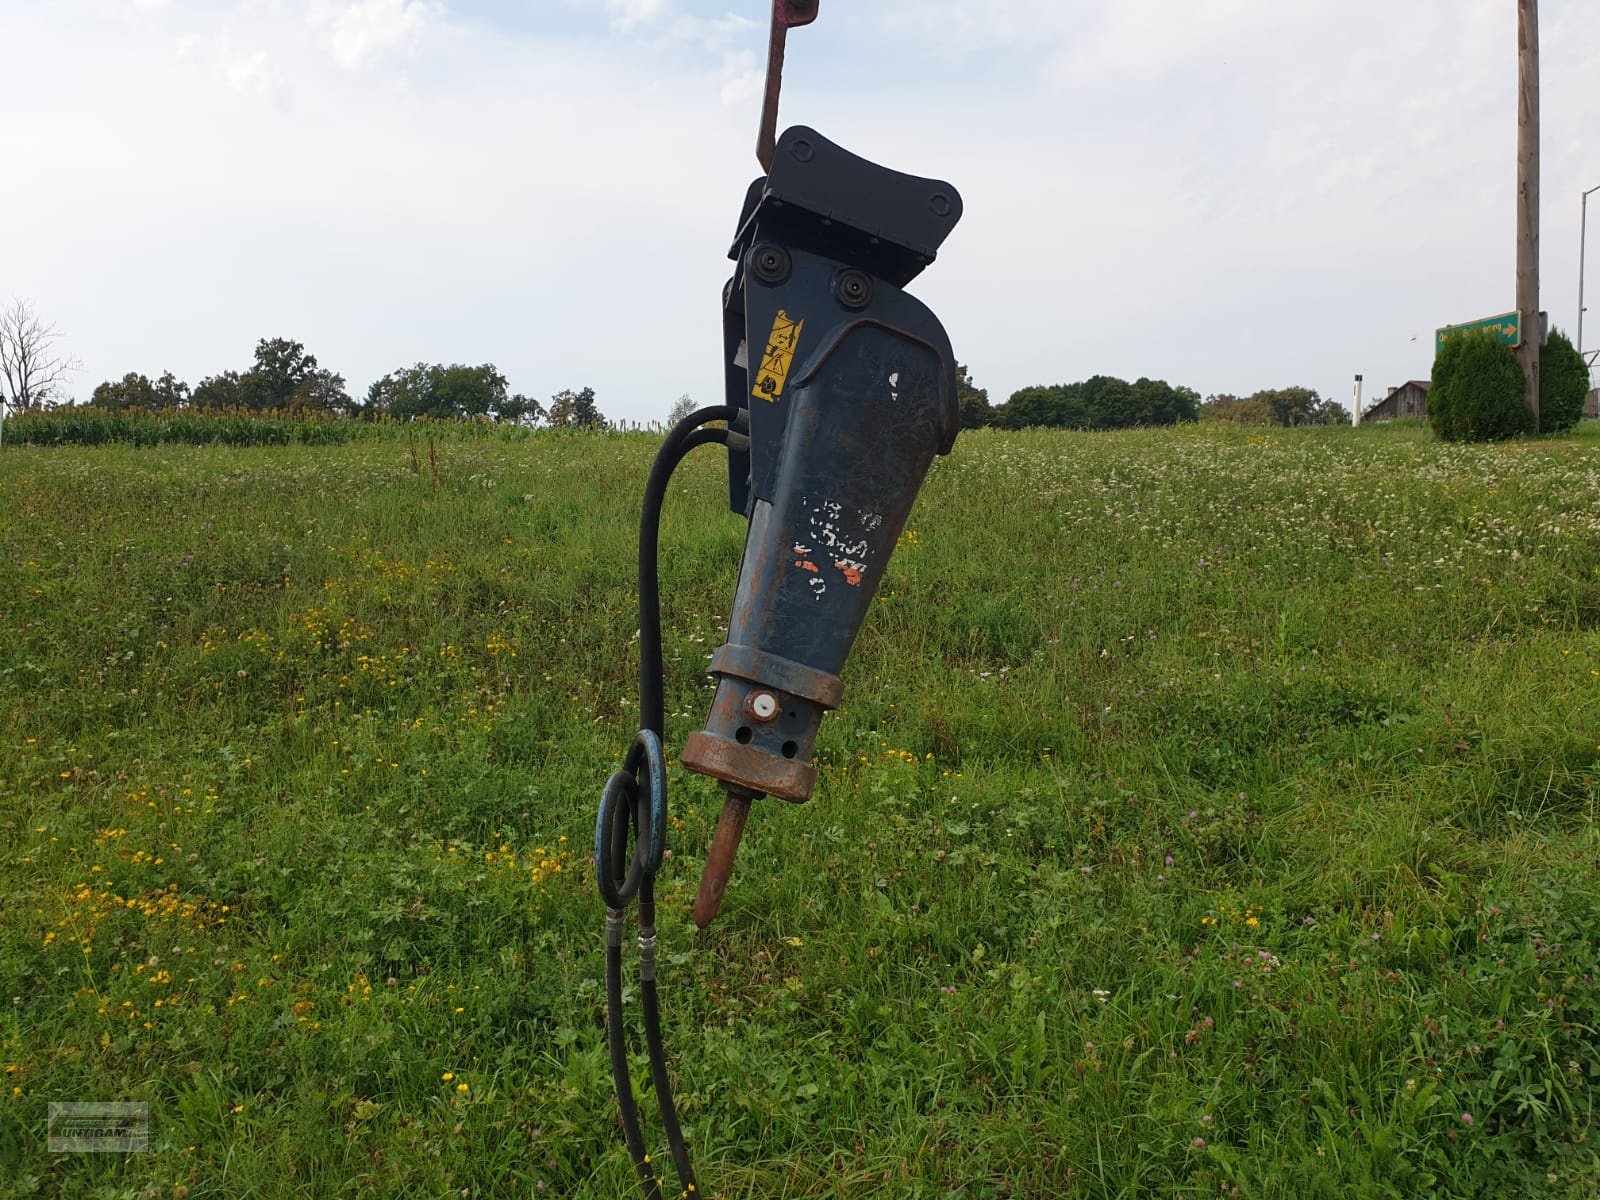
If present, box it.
[717,48,760,108]
[603,0,669,34]
[308,0,441,70]
[1051,0,1267,86]
[223,46,283,96]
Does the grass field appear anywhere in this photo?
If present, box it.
[2,419,1598,1198]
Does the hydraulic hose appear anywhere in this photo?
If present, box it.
[595,404,743,1199]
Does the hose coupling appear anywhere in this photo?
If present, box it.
[637,927,660,982]
[605,909,627,949]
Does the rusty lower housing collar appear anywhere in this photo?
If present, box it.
[682,731,815,803]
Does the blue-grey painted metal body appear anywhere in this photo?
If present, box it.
[683,125,963,923]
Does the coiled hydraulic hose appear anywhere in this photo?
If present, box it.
[595,404,745,1199]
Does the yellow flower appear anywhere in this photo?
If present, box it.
[456,1082,469,1094]
[440,1072,454,1082]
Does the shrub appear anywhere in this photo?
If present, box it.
[1429,331,1532,442]
[1198,395,1277,426]
[1539,328,1590,433]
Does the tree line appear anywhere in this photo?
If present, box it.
[0,296,1361,435]
[86,337,611,429]
[957,366,1351,430]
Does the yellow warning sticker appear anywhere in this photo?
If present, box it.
[752,309,805,403]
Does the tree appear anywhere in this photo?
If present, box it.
[367,364,433,419]
[285,367,351,414]
[191,370,250,410]
[1199,393,1276,425]
[1301,394,1351,425]
[92,373,158,411]
[497,393,546,426]
[994,385,1087,429]
[955,363,993,429]
[993,374,1196,430]
[666,393,697,426]
[367,362,524,421]
[1199,387,1346,426]
[547,386,608,430]
[0,299,79,414]
[1253,386,1319,426]
[91,370,190,411]
[190,338,350,414]
[247,337,351,414]
[572,387,607,430]
[1074,375,1136,428]
[154,371,191,409]
[1429,330,1531,442]
[1248,386,1344,426]
[1127,378,1201,426]
[1539,328,1589,433]
[426,363,505,421]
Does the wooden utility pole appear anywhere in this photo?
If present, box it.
[1516,0,1541,430]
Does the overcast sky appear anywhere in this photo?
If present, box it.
[7,0,1598,422]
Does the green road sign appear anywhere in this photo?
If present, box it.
[1436,311,1520,353]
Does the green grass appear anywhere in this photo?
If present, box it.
[1,419,1598,1198]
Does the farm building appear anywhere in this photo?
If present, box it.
[1364,380,1430,422]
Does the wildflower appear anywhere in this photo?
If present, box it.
[441,1072,454,1082]
[1461,1113,1474,1126]
[1193,1137,1205,1148]
[456,1082,469,1094]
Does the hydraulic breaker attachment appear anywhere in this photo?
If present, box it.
[592,8,963,1191]
[683,124,964,926]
